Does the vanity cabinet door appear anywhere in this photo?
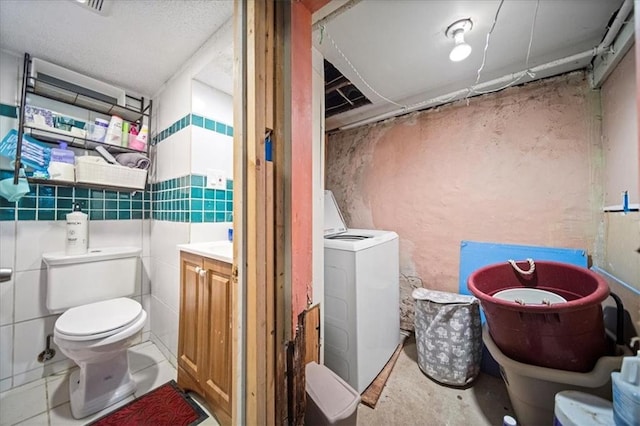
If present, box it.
[178,252,232,426]
[201,258,233,422]
[178,252,205,382]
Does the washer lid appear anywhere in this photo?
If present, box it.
[324,190,347,237]
[55,298,142,337]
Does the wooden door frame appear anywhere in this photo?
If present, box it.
[234,1,330,424]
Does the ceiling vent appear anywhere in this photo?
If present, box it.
[71,0,111,16]
[324,60,371,118]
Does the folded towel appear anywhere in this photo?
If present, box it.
[115,153,151,170]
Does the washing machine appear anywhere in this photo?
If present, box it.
[323,190,400,394]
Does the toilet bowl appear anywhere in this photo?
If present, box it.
[43,247,146,419]
[54,298,147,419]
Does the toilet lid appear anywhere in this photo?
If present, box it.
[55,298,143,339]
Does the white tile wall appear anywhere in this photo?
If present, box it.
[155,72,191,131]
[0,222,15,267]
[141,255,152,296]
[13,269,47,322]
[88,220,143,249]
[192,80,233,125]
[189,222,233,243]
[191,128,233,178]
[0,222,16,327]
[0,50,20,105]
[0,325,12,381]
[152,259,180,313]
[0,280,13,327]
[150,295,179,361]
[15,222,66,272]
[13,316,63,377]
[154,132,192,183]
[142,219,151,258]
[150,221,189,267]
[142,295,152,335]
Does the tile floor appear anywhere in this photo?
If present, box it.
[0,341,220,426]
[1,338,514,426]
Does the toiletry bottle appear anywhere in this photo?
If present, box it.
[128,125,139,149]
[129,124,148,151]
[611,337,640,426]
[48,142,75,182]
[89,118,109,142]
[66,203,88,255]
[105,115,123,146]
[121,121,130,147]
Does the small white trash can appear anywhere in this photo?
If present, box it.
[305,361,360,425]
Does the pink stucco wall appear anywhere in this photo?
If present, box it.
[326,72,603,328]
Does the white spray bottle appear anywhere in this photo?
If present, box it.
[66,203,88,255]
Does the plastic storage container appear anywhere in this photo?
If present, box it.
[75,156,147,190]
[412,288,482,386]
[611,346,640,426]
[468,260,609,372]
[553,391,614,426]
[89,118,109,142]
[48,142,75,181]
[305,361,360,426]
[484,326,629,426]
[50,142,75,164]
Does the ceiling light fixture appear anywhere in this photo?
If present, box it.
[446,19,473,62]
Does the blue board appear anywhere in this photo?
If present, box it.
[459,240,588,376]
[459,240,588,296]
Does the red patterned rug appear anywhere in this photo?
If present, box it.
[89,380,208,426]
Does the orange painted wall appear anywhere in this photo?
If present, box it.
[326,72,603,328]
[636,0,640,196]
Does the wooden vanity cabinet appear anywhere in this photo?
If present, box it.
[178,252,232,426]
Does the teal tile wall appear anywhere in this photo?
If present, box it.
[151,174,233,223]
[0,103,17,119]
[0,169,151,221]
[151,113,233,146]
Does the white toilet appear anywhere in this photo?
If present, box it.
[43,246,147,419]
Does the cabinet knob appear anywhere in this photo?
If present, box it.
[195,266,202,274]
[199,269,207,278]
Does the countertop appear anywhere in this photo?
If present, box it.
[177,240,233,263]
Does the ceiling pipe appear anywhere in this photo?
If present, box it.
[338,0,633,132]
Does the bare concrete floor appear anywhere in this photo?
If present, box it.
[357,337,515,426]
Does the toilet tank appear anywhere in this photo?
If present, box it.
[43,246,141,313]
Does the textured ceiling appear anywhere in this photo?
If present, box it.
[0,0,233,97]
[0,0,629,123]
[314,0,626,130]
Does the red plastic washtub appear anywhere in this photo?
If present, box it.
[468,260,609,372]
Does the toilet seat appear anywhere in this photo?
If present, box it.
[55,298,143,341]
